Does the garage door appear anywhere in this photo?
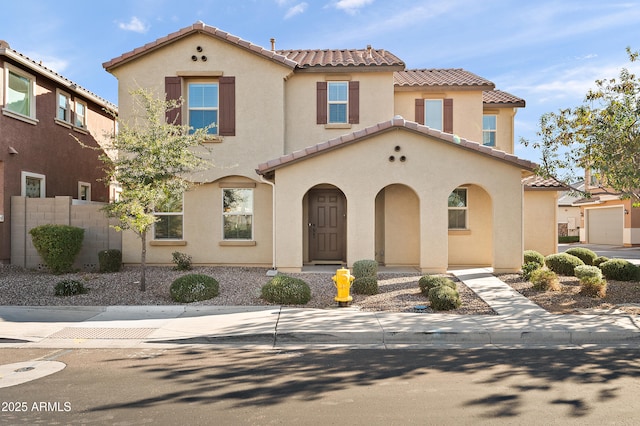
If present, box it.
[587,207,623,245]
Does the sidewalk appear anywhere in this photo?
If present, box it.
[1,268,640,349]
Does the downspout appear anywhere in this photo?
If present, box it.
[260,175,278,276]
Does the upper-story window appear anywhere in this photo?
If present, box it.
[328,82,348,123]
[483,115,497,146]
[424,99,443,131]
[188,82,218,135]
[74,99,87,128]
[415,98,453,133]
[4,65,36,121]
[57,91,71,123]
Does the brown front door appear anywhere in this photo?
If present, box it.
[308,189,346,262]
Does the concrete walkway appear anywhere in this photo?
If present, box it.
[1,268,640,349]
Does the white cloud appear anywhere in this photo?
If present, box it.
[284,2,308,19]
[28,53,69,74]
[118,17,149,33]
[334,0,374,14]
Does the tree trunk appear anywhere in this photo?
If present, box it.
[140,231,147,291]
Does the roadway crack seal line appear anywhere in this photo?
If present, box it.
[273,306,282,347]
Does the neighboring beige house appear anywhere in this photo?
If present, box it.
[103,22,559,273]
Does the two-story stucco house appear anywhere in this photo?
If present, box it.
[0,40,116,264]
[103,22,559,274]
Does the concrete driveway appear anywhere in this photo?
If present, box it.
[559,243,640,264]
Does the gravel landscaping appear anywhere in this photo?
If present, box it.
[0,265,494,314]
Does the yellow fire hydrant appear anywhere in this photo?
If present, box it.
[332,268,354,306]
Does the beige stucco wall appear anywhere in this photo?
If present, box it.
[380,184,420,266]
[448,184,493,266]
[271,128,525,273]
[557,205,580,237]
[109,32,292,182]
[524,190,558,255]
[394,90,484,143]
[483,108,516,154]
[284,72,396,152]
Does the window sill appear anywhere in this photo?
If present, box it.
[2,108,38,125]
[150,240,187,246]
[54,118,72,128]
[448,229,471,235]
[219,240,256,246]
[73,125,88,135]
[324,123,352,129]
[203,135,223,143]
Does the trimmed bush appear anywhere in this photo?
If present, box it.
[170,274,219,303]
[352,259,378,279]
[574,265,603,282]
[418,275,456,297]
[29,224,84,274]
[261,275,311,305]
[530,268,561,291]
[565,247,598,266]
[428,285,461,311]
[544,253,584,276]
[54,279,88,296]
[521,262,542,281]
[352,276,379,295]
[593,256,610,267]
[599,259,640,281]
[172,251,192,271]
[559,236,580,243]
[579,276,607,298]
[98,249,122,273]
[523,250,545,267]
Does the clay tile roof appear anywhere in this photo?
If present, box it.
[522,175,568,190]
[276,48,405,69]
[256,116,536,176]
[103,22,298,71]
[483,90,526,108]
[394,69,495,89]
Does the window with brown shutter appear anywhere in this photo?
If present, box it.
[219,76,235,136]
[165,76,182,125]
[415,98,453,132]
[348,81,359,124]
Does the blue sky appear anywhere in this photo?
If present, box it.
[2,0,640,163]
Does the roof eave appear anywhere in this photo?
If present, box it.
[295,64,406,73]
[394,83,495,92]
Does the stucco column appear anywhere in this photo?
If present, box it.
[346,190,376,266]
[493,183,524,273]
[420,188,448,273]
[274,184,304,273]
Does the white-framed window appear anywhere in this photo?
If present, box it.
[223,188,253,240]
[74,99,87,128]
[424,99,443,131]
[483,115,497,146]
[448,187,467,229]
[21,171,46,198]
[328,81,348,123]
[3,64,37,121]
[78,182,91,201]
[188,82,218,135]
[154,193,184,240]
[56,90,71,123]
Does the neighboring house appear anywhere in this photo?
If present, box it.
[0,40,116,264]
[557,181,582,238]
[103,22,559,273]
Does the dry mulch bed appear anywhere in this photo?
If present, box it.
[500,273,640,315]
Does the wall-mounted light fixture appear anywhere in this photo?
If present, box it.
[625,209,629,215]
[8,146,18,155]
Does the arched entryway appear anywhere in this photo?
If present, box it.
[375,184,420,267]
[304,185,347,264]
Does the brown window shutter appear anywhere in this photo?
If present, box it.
[415,99,424,125]
[316,81,327,124]
[165,76,182,125]
[443,98,453,133]
[348,81,359,124]
[219,76,236,136]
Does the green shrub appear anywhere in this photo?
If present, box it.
[352,276,379,295]
[530,268,560,291]
[523,250,545,267]
[54,279,88,296]
[172,251,192,271]
[170,274,219,303]
[98,249,122,273]
[418,275,456,297]
[565,247,598,266]
[428,285,461,311]
[559,236,580,243]
[352,259,378,279]
[29,224,84,274]
[574,265,603,281]
[579,276,607,298]
[544,253,584,276]
[599,259,640,281]
[521,262,542,281]
[261,275,311,305]
[593,256,610,267]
